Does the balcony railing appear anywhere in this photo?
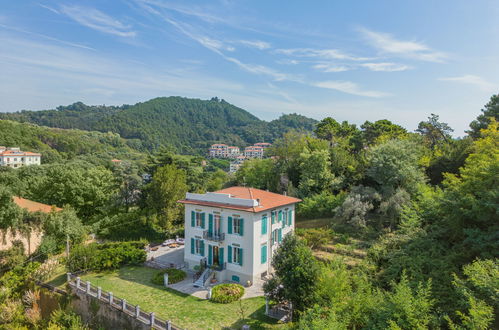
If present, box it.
[203,230,225,242]
[211,262,227,271]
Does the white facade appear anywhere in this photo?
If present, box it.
[181,190,297,285]
[0,147,41,168]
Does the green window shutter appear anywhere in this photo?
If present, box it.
[278,228,282,242]
[261,245,267,264]
[238,248,243,266]
[228,245,232,263]
[231,275,240,283]
[190,238,195,254]
[220,247,224,264]
[208,245,212,265]
[201,213,206,229]
[200,240,205,256]
[240,218,244,236]
[288,210,293,226]
[228,217,233,234]
[261,216,267,235]
[278,210,282,222]
[208,214,213,235]
[191,211,195,227]
[271,212,275,224]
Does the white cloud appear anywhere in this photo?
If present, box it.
[359,27,447,62]
[361,62,411,72]
[275,48,371,61]
[38,4,60,14]
[314,80,390,98]
[313,64,350,72]
[238,40,271,50]
[438,75,497,92]
[60,5,136,37]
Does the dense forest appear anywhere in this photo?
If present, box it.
[0,96,317,154]
[0,94,497,329]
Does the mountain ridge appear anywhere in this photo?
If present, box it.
[0,96,317,154]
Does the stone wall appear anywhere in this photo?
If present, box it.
[0,228,43,254]
[71,288,151,330]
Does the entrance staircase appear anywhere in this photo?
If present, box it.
[193,268,212,288]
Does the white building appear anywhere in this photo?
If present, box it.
[0,147,41,168]
[244,146,264,158]
[208,144,240,159]
[179,187,300,285]
[229,155,247,173]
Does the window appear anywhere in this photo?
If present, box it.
[272,229,278,245]
[228,245,243,266]
[283,210,288,226]
[271,211,276,224]
[195,212,203,227]
[233,247,242,264]
[194,239,202,254]
[190,238,204,256]
[261,244,267,264]
[232,217,244,235]
[261,215,268,235]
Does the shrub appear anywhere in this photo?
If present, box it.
[296,228,334,249]
[151,268,187,285]
[297,191,346,219]
[211,283,244,303]
[66,241,146,272]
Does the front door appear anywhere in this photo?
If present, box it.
[214,215,221,237]
[213,246,219,265]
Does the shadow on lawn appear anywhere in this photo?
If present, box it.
[116,265,193,299]
[225,304,282,330]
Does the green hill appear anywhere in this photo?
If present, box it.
[0,96,317,154]
[0,120,145,164]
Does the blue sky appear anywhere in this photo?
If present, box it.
[1,1,498,135]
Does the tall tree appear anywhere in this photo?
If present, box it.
[265,234,321,319]
[361,119,407,146]
[468,94,499,139]
[416,113,454,149]
[145,164,188,228]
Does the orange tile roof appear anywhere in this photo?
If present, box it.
[0,150,41,156]
[178,186,301,213]
[13,196,62,213]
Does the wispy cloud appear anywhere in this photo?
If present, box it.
[60,5,136,37]
[238,40,271,50]
[360,62,411,72]
[38,3,60,14]
[0,23,95,50]
[314,80,390,98]
[313,64,350,73]
[359,27,447,62]
[438,75,497,92]
[275,48,371,61]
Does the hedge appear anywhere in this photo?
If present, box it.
[67,241,147,272]
[211,283,245,303]
[151,268,187,285]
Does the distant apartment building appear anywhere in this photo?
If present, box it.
[229,155,247,173]
[209,144,241,159]
[253,142,272,150]
[0,147,41,168]
[244,146,264,159]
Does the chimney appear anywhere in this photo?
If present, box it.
[256,198,260,205]
[283,191,287,196]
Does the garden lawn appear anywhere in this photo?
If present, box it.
[80,266,283,330]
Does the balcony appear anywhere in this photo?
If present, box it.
[203,230,225,242]
[211,262,227,271]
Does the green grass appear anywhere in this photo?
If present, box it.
[46,264,68,288]
[80,266,284,329]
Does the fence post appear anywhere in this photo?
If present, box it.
[167,320,172,330]
[97,287,102,299]
[66,273,71,282]
[76,277,81,289]
[135,305,140,318]
[109,292,113,305]
[150,312,155,326]
[122,299,126,311]
[86,281,91,294]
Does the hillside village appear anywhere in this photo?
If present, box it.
[0,94,497,329]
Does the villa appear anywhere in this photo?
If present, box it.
[178,187,300,285]
[0,147,41,168]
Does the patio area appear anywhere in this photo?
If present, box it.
[144,245,265,299]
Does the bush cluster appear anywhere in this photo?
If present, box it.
[210,283,244,304]
[151,268,187,285]
[297,191,346,219]
[67,241,147,272]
